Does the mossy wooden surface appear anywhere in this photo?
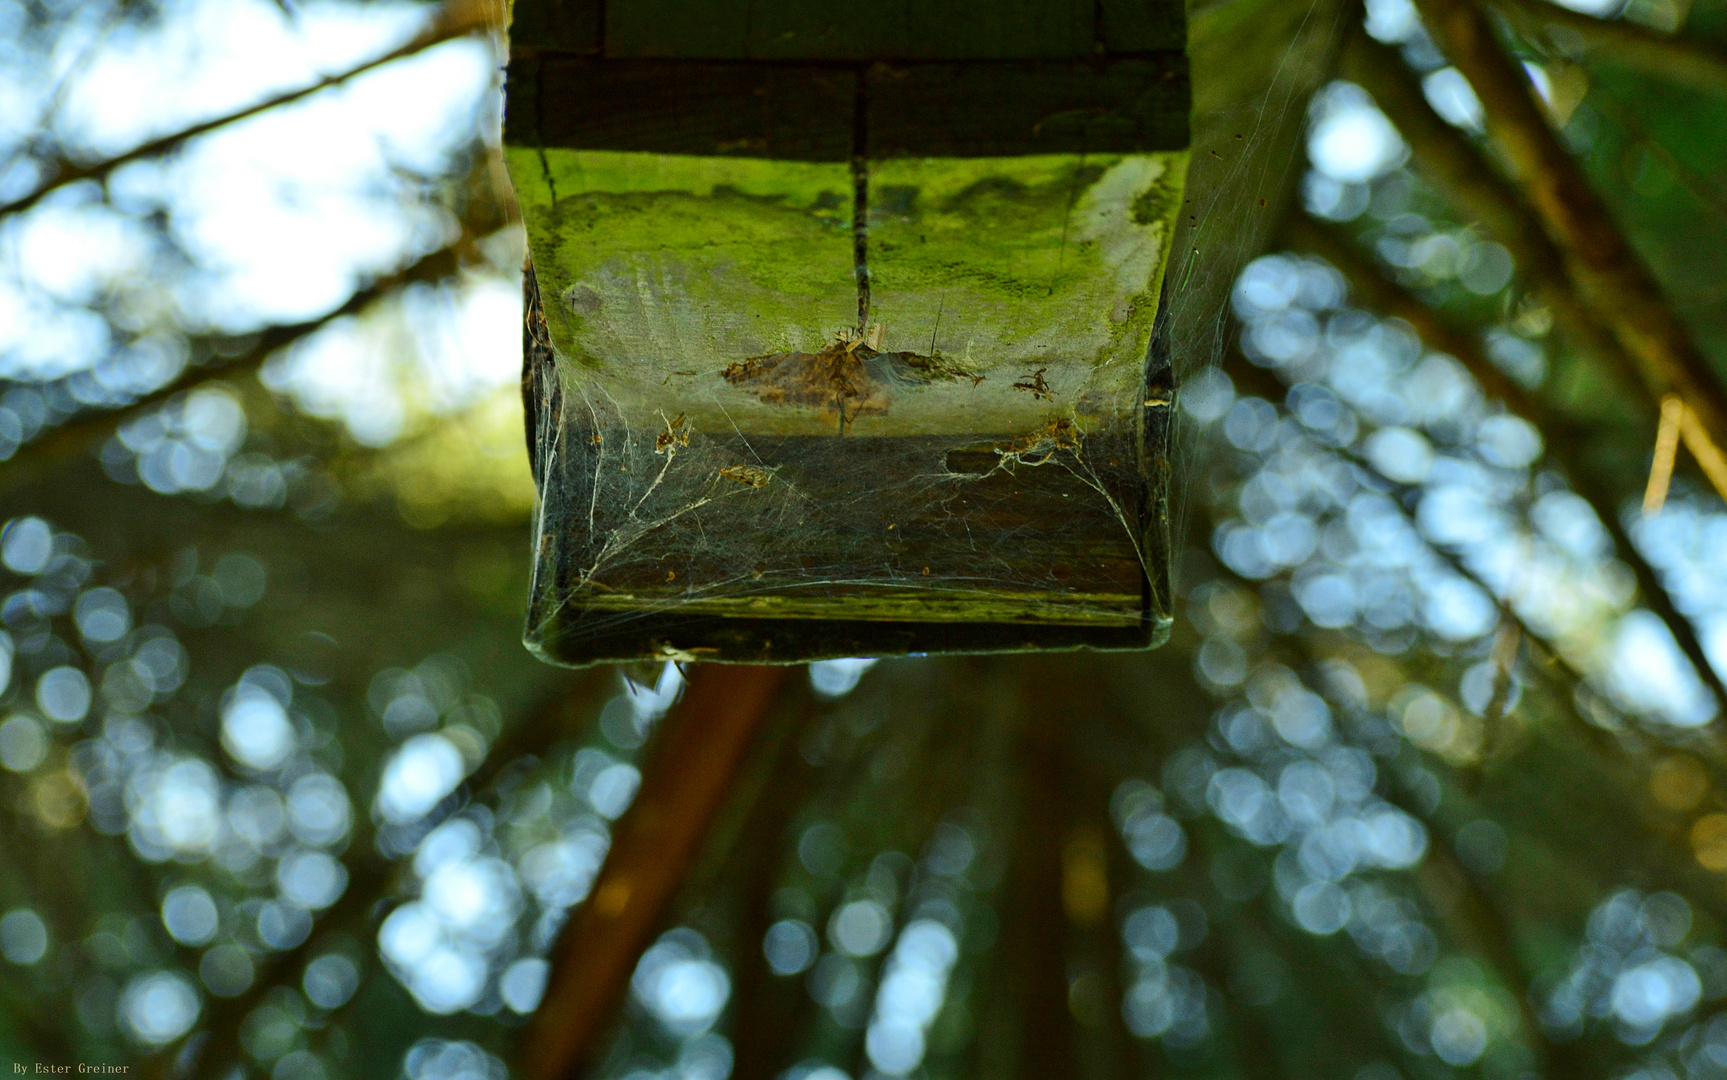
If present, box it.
[508,147,1187,437]
[506,0,1188,663]
[509,148,858,395]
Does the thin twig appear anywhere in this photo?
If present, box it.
[0,2,128,182]
[1411,0,1727,468]
[1282,215,1536,410]
[1489,0,1727,98]
[1224,341,1717,764]
[1644,395,1684,512]
[1337,27,1648,414]
[0,0,494,219]
[1678,398,1727,501]
[0,244,460,490]
[1283,214,1727,713]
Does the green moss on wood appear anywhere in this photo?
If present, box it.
[504,146,1189,399]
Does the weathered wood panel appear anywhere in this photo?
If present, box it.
[507,0,1188,664]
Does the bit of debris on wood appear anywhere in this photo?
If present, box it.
[655,413,690,453]
[996,418,1083,465]
[720,327,985,430]
[1012,368,1054,401]
[719,465,775,488]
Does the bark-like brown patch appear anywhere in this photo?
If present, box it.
[719,465,775,487]
[997,418,1083,465]
[655,413,690,454]
[721,327,983,431]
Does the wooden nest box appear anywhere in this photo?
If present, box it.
[507,0,1191,664]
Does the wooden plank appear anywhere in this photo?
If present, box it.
[501,0,1189,664]
[526,609,1161,665]
[859,146,1187,485]
[506,147,858,394]
[866,60,1190,157]
[603,0,1096,61]
[508,0,1189,61]
[527,57,855,160]
[509,59,1189,159]
[526,429,1152,599]
[508,0,602,53]
[1098,0,1188,54]
[499,57,538,147]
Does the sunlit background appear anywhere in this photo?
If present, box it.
[5,0,1727,1077]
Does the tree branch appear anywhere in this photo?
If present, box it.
[1284,221,1533,410]
[707,710,824,1080]
[1410,0,1727,463]
[1587,87,1727,224]
[1283,213,1727,714]
[0,243,460,490]
[1488,0,1727,98]
[519,665,791,1080]
[994,701,1072,1080]
[1215,346,1695,760]
[0,0,495,220]
[1387,774,1591,1076]
[1337,26,1649,415]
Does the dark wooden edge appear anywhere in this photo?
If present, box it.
[507,0,1187,58]
[524,608,1170,666]
[505,56,1190,160]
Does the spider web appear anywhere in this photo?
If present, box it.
[513,139,1227,663]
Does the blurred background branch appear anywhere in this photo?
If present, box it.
[1412,0,1727,453]
[520,667,790,1080]
[1488,0,1727,96]
[1283,213,1727,716]
[0,0,498,221]
[0,243,462,491]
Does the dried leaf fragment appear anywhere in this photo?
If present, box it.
[1013,368,1054,401]
[721,333,887,429]
[719,465,775,488]
[996,418,1083,466]
[720,328,984,429]
[655,412,690,454]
